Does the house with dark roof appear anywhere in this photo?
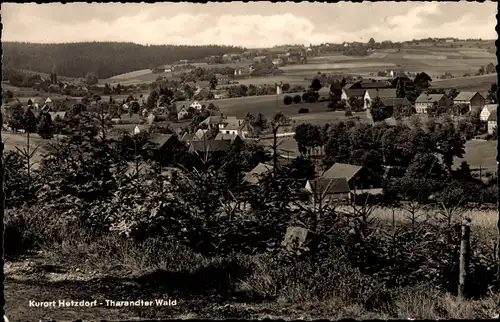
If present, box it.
[380,97,412,108]
[487,112,497,135]
[453,91,485,112]
[243,163,274,185]
[350,81,393,90]
[321,163,381,190]
[188,139,233,159]
[215,133,241,141]
[200,115,225,129]
[148,134,184,164]
[415,93,448,114]
[363,89,398,109]
[341,89,366,102]
[480,104,497,121]
[46,97,78,111]
[305,177,351,204]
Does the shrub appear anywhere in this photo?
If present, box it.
[298,108,309,114]
[307,95,317,103]
[293,95,302,104]
[283,95,293,105]
[155,115,167,122]
[345,110,353,117]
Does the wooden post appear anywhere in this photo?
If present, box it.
[458,217,471,299]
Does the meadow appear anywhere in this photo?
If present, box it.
[431,74,497,93]
[453,139,498,172]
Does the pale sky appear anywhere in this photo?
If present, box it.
[1,2,497,48]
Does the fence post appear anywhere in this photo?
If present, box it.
[458,217,471,299]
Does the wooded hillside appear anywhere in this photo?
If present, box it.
[2,42,244,79]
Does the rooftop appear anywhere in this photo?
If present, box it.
[454,91,482,102]
[243,163,274,184]
[366,88,397,98]
[306,177,351,195]
[322,163,363,181]
[416,93,445,103]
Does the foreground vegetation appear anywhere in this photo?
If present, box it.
[3,103,499,320]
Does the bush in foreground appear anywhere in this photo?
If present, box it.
[298,108,309,114]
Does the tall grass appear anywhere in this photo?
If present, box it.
[5,204,499,319]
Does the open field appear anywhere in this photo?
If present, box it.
[92,43,496,91]
[431,74,496,92]
[453,139,498,172]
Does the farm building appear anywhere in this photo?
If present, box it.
[193,129,208,141]
[48,111,68,121]
[215,73,229,85]
[44,97,78,111]
[415,94,448,114]
[350,81,393,90]
[177,107,189,120]
[243,163,274,185]
[200,115,225,129]
[380,97,413,110]
[321,163,381,190]
[188,139,233,159]
[149,134,184,164]
[305,178,351,205]
[190,101,203,110]
[363,89,398,109]
[453,91,485,112]
[218,117,254,139]
[341,89,366,101]
[487,112,497,134]
[480,104,497,121]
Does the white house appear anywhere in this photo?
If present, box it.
[480,104,497,121]
[453,91,485,112]
[415,94,448,114]
[341,89,366,103]
[487,112,497,134]
[363,89,397,109]
[177,107,189,120]
[190,101,203,110]
[218,116,254,138]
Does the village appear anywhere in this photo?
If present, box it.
[2,2,499,321]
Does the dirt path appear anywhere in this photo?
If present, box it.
[5,255,338,321]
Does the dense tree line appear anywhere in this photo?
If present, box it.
[3,42,244,78]
[292,118,496,206]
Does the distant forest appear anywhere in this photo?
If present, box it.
[2,42,245,79]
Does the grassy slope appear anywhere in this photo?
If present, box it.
[453,139,498,171]
[97,43,495,92]
[431,74,497,92]
[5,205,499,320]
